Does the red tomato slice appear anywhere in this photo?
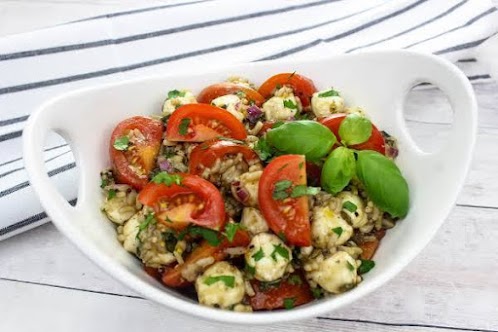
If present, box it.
[162,229,251,288]
[320,114,386,154]
[110,116,163,190]
[258,73,317,108]
[189,139,260,175]
[250,273,314,310]
[197,82,265,106]
[166,104,247,142]
[138,174,226,231]
[359,229,386,260]
[258,155,311,246]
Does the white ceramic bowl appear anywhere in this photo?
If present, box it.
[23,51,477,324]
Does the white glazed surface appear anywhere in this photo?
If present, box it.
[23,51,477,325]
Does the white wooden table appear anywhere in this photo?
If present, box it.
[1,2,498,331]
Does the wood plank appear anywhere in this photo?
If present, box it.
[1,205,497,330]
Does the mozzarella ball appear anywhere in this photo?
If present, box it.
[262,86,301,121]
[311,206,353,249]
[211,94,245,121]
[117,212,141,254]
[137,220,176,268]
[336,192,367,228]
[241,207,269,235]
[195,261,245,308]
[245,233,292,282]
[231,170,262,207]
[102,188,139,224]
[162,90,197,116]
[307,251,358,294]
[311,89,345,117]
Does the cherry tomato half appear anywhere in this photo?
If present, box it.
[110,116,163,190]
[250,273,314,310]
[162,229,251,288]
[320,114,386,154]
[258,73,317,108]
[138,174,226,231]
[359,229,386,260]
[166,104,247,142]
[197,82,265,106]
[189,139,260,176]
[258,155,311,246]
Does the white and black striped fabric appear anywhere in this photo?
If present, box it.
[0,0,497,240]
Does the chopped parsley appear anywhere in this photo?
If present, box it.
[113,136,130,151]
[311,287,324,299]
[290,185,320,198]
[223,223,240,243]
[151,172,182,186]
[318,89,340,98]
[358,259,375,274]
[254,136,273,161]
[272,190,289,200]
[245,264,256,276]
[100,178,109,189]
[274,180,292,191]
[283,99,298,110]
[178,118,191,136]
[332,227,343,237]
[288,275,302,285]
[277,231,287,242]
[187,226,221,247]
[167,89,186,99]
[343,201,358,213]
[271,243,290,261]
[136,213,156,239]
[236,90,246,98]
[252,248,264,261]
[294,111,313,120]
[298,162,304,169]
[346,261,356,272]
[259,279,281,291]
[283,297,296,310]
[107,189,116,200]
[204,275,235,288]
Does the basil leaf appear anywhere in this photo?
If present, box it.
[266,121,336,161]
[358,259,375,274]
[338,114,372,145]
[152,172,182,186]
[113,136,129,151]
[318,89,340,98]
[321,147,356,194]
[204,275,235,288]
[179,118,191,136]
[356,150,409,218]
[254,137,274,161]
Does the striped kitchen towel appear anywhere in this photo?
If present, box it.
[0,0,497,240]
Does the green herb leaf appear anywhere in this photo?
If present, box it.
[224,223,240,242]
[136,213,156,239]
[204,275,235,288]
[245,264,256,276]
[236,90,246,98]
[266,121,336,162]
[188,226,221,247]
[151,172,182,186]
[343,201,357,213]
[311,287,324,299]
[167,89,186,99]
[338,114,372,145]
[358,259,375,274]
[113,136,130,151]
[100,178,109,189]
[283,297,295,310]
[346,261,355,271]
[298,162,304,169]
[290,185,320,198]
[283,99,297,110]
[252,248,264,261]
[107,189,116,200]
[274,180,292,191]
[277,231,287,242]
[356,150,409,218]
[179,118,191,136]
[318,89,340,98]
[272,121,285,128]
[321,146,356,194]
[272,190,289,200]
[288,275,302,285]
[254,136,274,161]
[332,227,343,237]
[271,244,290,261]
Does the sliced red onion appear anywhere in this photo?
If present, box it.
[158,157,174,173]
[386,145,399,159]
[231,181,249,203]
[247,105,263,124]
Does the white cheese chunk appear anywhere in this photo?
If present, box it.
[337,191,367,228]
[311,89,345,118]
[211,94,244,121]
[311,206,353,249]
[240,207,269,235]
[308,251,358,294]
[162,90,197,116]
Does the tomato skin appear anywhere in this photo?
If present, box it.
[250,273,314,310]
[258,73,317,108]
[161,229,251,288]
[359,229,386,260]
[166,104,247,142]
[197,82,265,106]
[258,155,311,246]
[189,140,260,175]
[110,116,163,190]
[319,114,386,154]
[138,174,226,231]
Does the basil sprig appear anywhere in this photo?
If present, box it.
[266,120,336,162]
[356,150,409,218]
[338,114,372,145]
[321,147,355,194]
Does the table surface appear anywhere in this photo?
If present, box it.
[1,1,498,332]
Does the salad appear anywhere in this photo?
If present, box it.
[100,73,409,312]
